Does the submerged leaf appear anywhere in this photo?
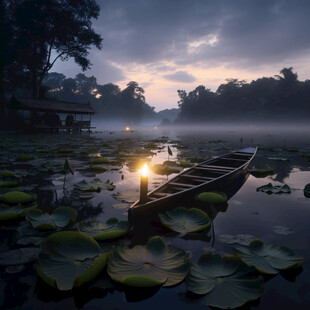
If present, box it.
[107,236,189,287]
[0,247,40,266]
[187,253,264,309]
[273,226,294,235]
[35,231,108,291]
[218,234,257,246]
[250,168,275,178]
[232,240,304,274]
[159,207,211,234]
[113,190,140,203]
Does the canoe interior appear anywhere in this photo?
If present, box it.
[129,147,257,218]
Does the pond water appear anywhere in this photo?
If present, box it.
[0,125,310,309]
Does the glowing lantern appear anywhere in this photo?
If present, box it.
[125,126,130,131]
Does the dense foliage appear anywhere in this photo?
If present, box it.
[43,73,157,121]
[177,68,310,122]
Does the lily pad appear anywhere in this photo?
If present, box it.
[113,190,140,203]
[218,234,257,246]
[107,236,189,287]
[232,239,304,274]
[304,183,310,198]
[35,231,109,291]
[78,218,129,241]
[17,236,44,246]
[0,191,36,204]
[0,247,40,266]
[273,226,294,235]
[15,155,35,162]
[179,160,192,168]
[0,203,37,221]
[257,183,291,195]
[89,166,107,173]
[0,181,18,188]
[250,168,275,178]
[151,164,181,175]
[158,207,211,234]
[26,206,78,230]
[0,171,15,178]
[92,157,110,164]
[74,178,115,192]
[187,253,264,309]
[196,192,227,205]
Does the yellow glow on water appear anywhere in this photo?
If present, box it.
[141,163,148,177]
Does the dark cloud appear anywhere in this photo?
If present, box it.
[94,0,310,68]
[164,71,196,83]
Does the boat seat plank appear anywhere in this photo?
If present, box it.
[199,164,235,170]
[168,182,195,188]
[181,175,214,180]
[193,167,227,173]
[221,157,249,161]
[152,192,170,197]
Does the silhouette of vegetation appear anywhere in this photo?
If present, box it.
[1,0,102,123]
[42,73,157,122]
[176,68,310,122]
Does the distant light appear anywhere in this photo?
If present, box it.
[125,126,130,131]
[141,163,148,177]
[154,126,158,130]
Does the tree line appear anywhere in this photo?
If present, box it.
[176,68,310,123]
[43,72,157,121]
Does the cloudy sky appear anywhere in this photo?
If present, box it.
[53,0,310,111]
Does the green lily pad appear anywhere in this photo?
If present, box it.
[187,253,264,309]
[0,171,15,178]
[151,164,181,175]
[89,166,107,173]
[15,155,35,162]
[78,218,129,241]
[74,178,115,192]
[232,240,304,274]
[113,190,140,203]
[0,247,40,266]
[158,207,211,234]
[92,157,110,164]
[218,234,257,246]
[0,203,37,221]
[250,168,275,178]
[257,183,291,195]
[0,191,36,204]
[273,226,294,235]
[196,192,227,205]
[107,236,189,287]
[179,160,192,168]
[35,231,109,291]
[26,206,78,230]
[304,183,310,198]
[0,181,18,188]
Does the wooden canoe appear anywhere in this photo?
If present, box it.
[128,147,257,220]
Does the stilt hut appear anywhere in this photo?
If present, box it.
[7,97,96,132]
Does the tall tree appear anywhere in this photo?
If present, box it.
[5,0,102,99]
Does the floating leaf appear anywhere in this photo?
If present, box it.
[187,253,264,309]
[107,236,189,287]
[26,206,77,230]
[304,183,310,198]
[218,234,257,246]
[232,240,304,274]
[0,191,36,204]
[17,236,44,246]
[273,226,294,235]
[0,203,36,221]
[0,247,40,266]
[15,155,35,162]
[89,165,107,173]
[0,181,18,188]
[113,190,140,203]
[196,192,227,205]
[179,160,192,168]
[158,207,211,234]
[35,231,109,291]
[78,218,129,241]
[92,157,109,164]
[250,168,275,178]
[151,163,181,175]
[257,183,291,195]
[0,171,15,178]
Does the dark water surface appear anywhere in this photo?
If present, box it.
[0,125,310,309]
